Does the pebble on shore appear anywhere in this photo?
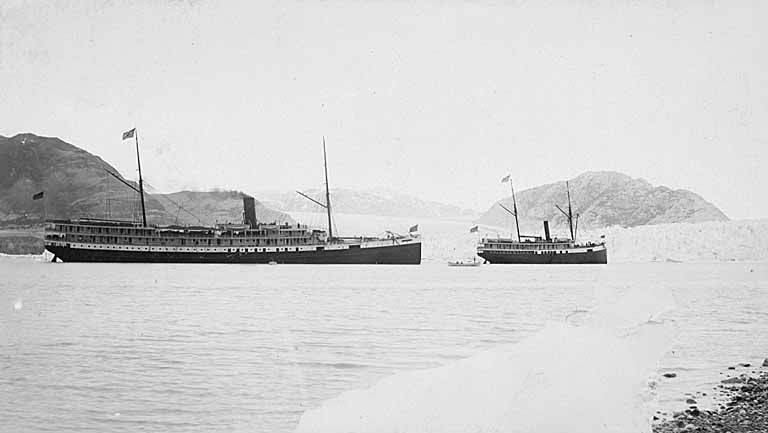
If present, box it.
[653,369,768,433]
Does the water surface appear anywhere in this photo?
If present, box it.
[1,261,766,432]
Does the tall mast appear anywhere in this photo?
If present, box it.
[323,137,333,242]
[135,129,147,227]
[510,181,521,242]
[566,181,574,241]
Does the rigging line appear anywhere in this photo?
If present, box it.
[498,203,516,216]
[103,168,141,193]
[157,194,204,226]
[97,198,145,204]
[554,204,570,219]
[296,190,327,208]
[140,180,205,226]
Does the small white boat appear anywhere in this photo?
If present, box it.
[268,261,278,265]
[447,258,482,267]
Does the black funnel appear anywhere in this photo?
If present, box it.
[243,196,257,227]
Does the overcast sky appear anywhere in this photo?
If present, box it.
[1,1,766,219]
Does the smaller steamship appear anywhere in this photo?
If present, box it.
[44,130,421,264]
[476,178,607,264]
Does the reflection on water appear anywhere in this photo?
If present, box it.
[0,261,766,432]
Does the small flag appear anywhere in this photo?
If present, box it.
[122,128,136,140]
[600,234,606,239]
[501,174,511,183]
[409,224,419,233]
[469,225,478,233]
[32,191,44,200]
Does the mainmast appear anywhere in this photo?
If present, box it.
[566,181,574,241]
[555,181,575,241]
[323,137,333,242]
[510,181,521,242]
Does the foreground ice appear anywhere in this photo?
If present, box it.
[295,284,675,433]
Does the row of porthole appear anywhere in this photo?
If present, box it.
[228,247,314,253]
[74,245,364,253]
[483,250,571,255]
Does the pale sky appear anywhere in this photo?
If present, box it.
[1,1,766,219]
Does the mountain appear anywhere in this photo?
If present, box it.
[477,171,728,232]
[0,133,163,225]
[257,188,476,220]
[0,133,292,227]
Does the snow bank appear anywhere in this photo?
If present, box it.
[0,252,49,261]
[295,284,675,433]
[581,219,768,263]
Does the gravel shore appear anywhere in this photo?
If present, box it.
[653,364,768,433]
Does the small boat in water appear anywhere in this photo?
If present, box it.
[448,258,482,267]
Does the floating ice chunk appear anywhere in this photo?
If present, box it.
[296,318,671,433]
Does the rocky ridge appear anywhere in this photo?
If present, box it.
[0,133,292,227]
[477,171,728,232]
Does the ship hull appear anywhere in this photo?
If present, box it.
[46,242,421,265]
[478,247,607,264]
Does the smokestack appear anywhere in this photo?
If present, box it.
[543,220,551,241]
[243,195,257,227]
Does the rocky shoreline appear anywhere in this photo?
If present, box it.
[653,360,768,433]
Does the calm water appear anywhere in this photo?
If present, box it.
[1,260,766,432]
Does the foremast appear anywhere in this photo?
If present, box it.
[499,175,521,242]
[121,128,148,227]
[135,131,147,227]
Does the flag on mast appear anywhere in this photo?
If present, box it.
[501,174,511,183]
[469,225,478,233]
[32,191,44,200]
[122,128,136,140]
[409,224,419,233]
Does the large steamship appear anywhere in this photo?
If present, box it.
[476,178,607,264]
[44,131,421,264]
